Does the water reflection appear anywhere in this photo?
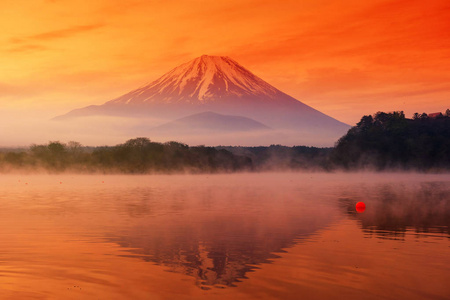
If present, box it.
[1,174,449,298]
[109,185,336,289]
[339,182,450,239]
[106,178,450,289]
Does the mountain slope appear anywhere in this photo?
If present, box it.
[151,111,270,133]
[109,55,286,105]
[54,55,351,146]
[55,55,340,121]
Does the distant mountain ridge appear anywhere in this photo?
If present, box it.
[152,111,270,133]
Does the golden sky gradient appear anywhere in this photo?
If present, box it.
[1,0,449,124]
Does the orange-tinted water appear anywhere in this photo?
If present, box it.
[0,173,448,299]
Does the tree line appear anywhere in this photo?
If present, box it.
[0,138,252,173]
[332,110,450,170]
[1,110,449,173]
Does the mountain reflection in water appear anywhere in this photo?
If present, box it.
[108,178,450,289]
[104,177,450,290]
[0,173,448,299]
[108,183,337,289]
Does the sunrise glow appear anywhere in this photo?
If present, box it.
[1,0,449,126]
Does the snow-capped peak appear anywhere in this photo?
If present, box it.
[108,55,288,105]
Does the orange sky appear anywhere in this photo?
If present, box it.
[1,0,449,124]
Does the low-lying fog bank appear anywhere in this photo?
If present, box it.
[1,111,448,173]
[1,138,449,174]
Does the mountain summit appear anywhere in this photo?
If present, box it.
[55,55,350,146]
[108,55,287,106]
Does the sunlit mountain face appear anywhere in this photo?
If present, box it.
[55,55,350,146]
[107,55,290,106]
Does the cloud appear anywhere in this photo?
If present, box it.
[6,24,104,46]
[299,68,374,96]
[359,84,450,100]
[231,0,450,68]
[27,24,104,41]
[0,82,42,98]
[3,23,104,54]
[5,44,48,53]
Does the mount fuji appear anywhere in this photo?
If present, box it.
[55,55,350,146]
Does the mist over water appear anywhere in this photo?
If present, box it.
[0,172,448,299]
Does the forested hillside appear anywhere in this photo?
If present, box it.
[332,110,450,170]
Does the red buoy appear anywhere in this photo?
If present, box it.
[356,202,366,213]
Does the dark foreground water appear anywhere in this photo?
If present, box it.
[0,173,448,299]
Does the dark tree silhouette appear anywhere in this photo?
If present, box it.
[332,110,450,170]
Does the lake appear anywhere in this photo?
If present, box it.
[0,173,448,299]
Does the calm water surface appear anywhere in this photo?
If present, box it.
[0,173,448,299]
